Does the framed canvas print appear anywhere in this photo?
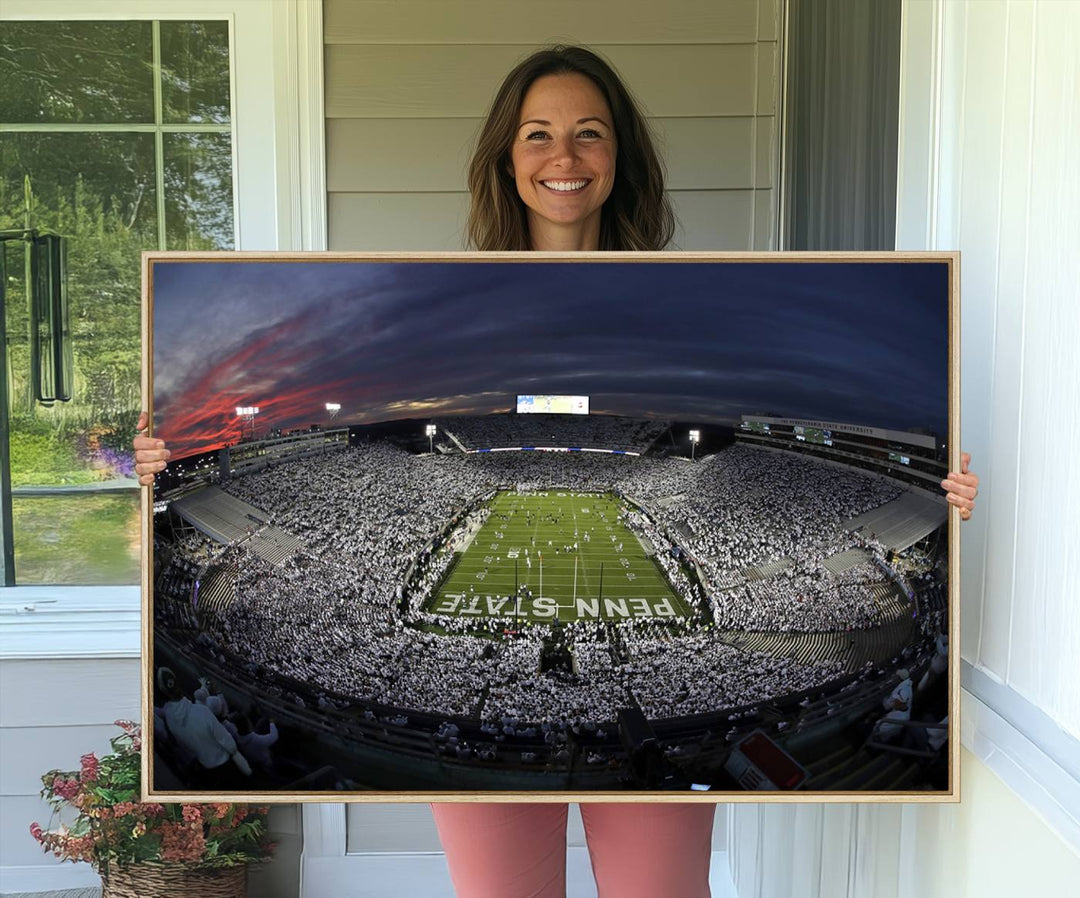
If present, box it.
[142,251,959,803]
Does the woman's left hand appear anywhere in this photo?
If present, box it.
[941,451,979,521]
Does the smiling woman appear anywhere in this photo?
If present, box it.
[466,45,674,252]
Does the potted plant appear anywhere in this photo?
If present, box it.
[30,720,274,897]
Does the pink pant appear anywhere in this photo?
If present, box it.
[431,802,715,898]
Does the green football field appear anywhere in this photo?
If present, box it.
[427,490,693,623]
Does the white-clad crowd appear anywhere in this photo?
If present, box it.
[156,432,911,731]
[623,636,845,719]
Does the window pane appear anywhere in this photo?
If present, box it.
[160,21,232,124]
[2,132,151,584]
[0,22,154,124]
[164,133,235,250]
[2,132,155,435]
[0,132,158,243]
[12,494,140,585]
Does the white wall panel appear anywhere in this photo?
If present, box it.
[758,0,781,43]
[0,659,140,728]
[0,659,141,870]
[1006,2,1080,727]
[731,803,905,898]
[346,803,444,853]
[0,724,120,795]
[978,0,1033,695]
[924,0,1080,732]
[897,0,1080,736]
[1,795,73,868]
[328,192,469,250]
[894,748,1080,898]
[326,117,768,194]
[326,118,480,193]
[669,190,757,250]
[755,40,779,116]
[754,116,776,189]
[952,0,1010,676]
[326,44,759,120]
[753,187,778,249]
[653,118,759,189]
[789,804,824,895]
[325,0,761,45]
[817,805,856,895]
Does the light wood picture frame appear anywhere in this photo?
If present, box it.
[142,250,960,803]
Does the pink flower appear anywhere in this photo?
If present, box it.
[160,821,206,863]
[80,753,99,782]
[182,805,202,824]
[52,777,80,801]
[29,822,43,842]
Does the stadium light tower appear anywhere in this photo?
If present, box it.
[236,406,260,441]
[326,402,341,419]
[425,423,437,454]
[689,429,700,461]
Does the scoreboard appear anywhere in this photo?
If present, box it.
[516,395,590,415]
[793,425,833,446]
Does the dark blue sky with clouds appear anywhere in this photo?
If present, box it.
[152,259,949,459]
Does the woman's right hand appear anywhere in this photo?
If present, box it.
[133,411,170,486]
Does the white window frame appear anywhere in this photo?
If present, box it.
[0,0,326,659]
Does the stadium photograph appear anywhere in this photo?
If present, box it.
[145,254,955,798]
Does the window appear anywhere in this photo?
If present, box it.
[1,19,234,584]
[0,0,320,659]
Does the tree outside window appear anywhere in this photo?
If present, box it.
[0,20,234,584]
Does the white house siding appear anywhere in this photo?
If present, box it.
[913,0,1080,741]
[0,661,136,864]
[324,0,781,250]
[0,659,141,890]
[727,748,1080,898]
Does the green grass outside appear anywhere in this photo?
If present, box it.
[13,493,141,584]
[428,490,692,623]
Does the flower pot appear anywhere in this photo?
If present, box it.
[101,862,247,898]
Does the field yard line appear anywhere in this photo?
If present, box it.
[569,504,580,609]
[572,553,578,605]
[577,503,595,599]
[515,501,537,593]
